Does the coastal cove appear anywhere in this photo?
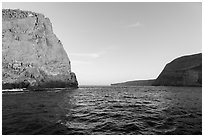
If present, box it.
[2,9,202,90]
[2,3,202,135]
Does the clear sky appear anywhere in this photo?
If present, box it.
[3,2,202,85]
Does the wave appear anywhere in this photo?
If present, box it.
[2,86,202,135]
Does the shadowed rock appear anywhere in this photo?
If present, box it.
[111,53,202,87]
[2,9,78,89]
[153,53,202,87]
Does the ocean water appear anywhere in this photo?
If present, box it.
[2,86,202,135]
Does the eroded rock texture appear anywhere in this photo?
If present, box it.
[2,9,78,89]
[153,53,202,87]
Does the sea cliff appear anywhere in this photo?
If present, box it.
[153,53,202,86]
[111,53,202,87]
[2,9,78,89]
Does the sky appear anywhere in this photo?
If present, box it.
[3,2,202,85]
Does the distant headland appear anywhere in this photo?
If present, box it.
[112,53,202,87]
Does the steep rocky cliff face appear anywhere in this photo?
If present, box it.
[2,9,78,89]
[153,53,202,87]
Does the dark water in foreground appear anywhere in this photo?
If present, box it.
[2,86,202,135]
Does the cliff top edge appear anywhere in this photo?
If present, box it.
[2,9,44,21]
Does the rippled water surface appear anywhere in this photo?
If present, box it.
[2,86,202,135]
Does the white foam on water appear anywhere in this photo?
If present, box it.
[2,88,25,92]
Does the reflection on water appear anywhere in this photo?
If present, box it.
[2,86,202,135]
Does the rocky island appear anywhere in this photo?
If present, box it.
[112,53,202,87]
[2,9,78,89]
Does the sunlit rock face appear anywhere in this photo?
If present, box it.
[153,53,202,87]
[2,9,78,89]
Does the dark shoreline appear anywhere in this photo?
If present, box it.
[2,82,78,91]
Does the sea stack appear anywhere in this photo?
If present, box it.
[153,53,202,87]
[2,9,78,89]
